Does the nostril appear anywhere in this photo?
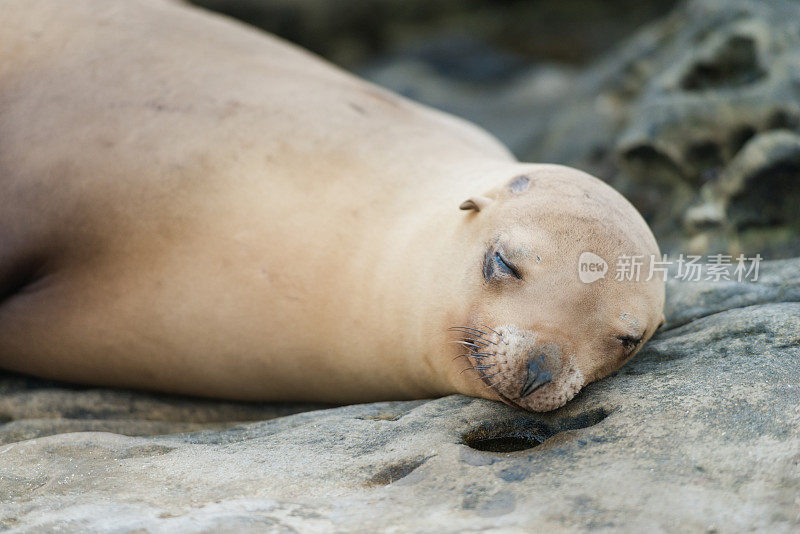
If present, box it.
[521,355,552,398]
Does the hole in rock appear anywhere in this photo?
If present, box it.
[686,140,723,176]
[681,34,766,91]
[619,144,685,185]
[728,125,757,155]
[730,160,800,228]
[765,109,799,131]
[462,408,610,453]
[365,456,428,486]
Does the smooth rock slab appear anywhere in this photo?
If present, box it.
[0,259,799,532]
[0,372,331,446]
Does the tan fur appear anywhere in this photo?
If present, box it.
[0,0,665,411]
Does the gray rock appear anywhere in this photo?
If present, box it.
[359,0,800,258]
[529,0,800,258]
[361,58,576,156]
[0,374,330,445]
[190,0,676,71]
[1,258,798,532]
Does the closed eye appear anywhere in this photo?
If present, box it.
[483,250,522,281]
[616,334,643,352]
[495,253,521,278]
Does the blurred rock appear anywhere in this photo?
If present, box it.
[361,44,575,156]
[588,0,800,258]
[0,372,330,445]
[190,0,676,70]
[353,0,800,258]
[1,259,798,531]
[539,0,800,258]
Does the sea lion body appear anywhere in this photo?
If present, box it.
[0,0,665,411]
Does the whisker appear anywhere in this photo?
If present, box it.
[472,365,495,370]
[471,337,497,347]
[463,366,492,374]
[465,337,497,347]
[453,352,487,361]
[449,326,498,345]
[450,338,486,346]
[483,373,511,388]
[484,373,508,388]
[452,341,486,351]
[448,326,488,337]
[482,324,502,336]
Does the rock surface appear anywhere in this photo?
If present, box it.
[0,373,330,446]
[1,258,798,532]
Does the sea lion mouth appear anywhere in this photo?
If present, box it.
[449,324,585,412]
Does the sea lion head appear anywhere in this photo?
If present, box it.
[451,164,665,412]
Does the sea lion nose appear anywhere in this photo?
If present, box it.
[520,343,562,397]
[521,355,552,397]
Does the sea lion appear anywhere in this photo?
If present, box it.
[0,0,665,411]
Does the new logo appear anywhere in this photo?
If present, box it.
[578,252,608,284]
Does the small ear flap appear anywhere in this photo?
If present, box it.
[459,195,493,212]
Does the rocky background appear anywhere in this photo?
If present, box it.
[1,0,799,531]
